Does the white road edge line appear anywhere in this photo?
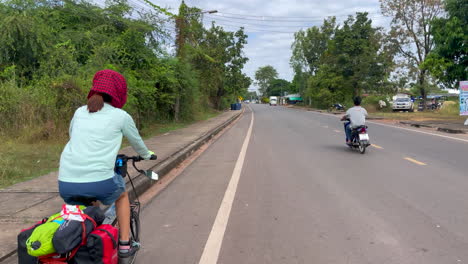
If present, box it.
[367,120,468,143]
[198,107,254,264]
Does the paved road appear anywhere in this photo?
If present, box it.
[139,104,468,264]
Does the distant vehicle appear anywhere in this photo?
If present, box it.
[341,118,370,154]
[244,100,250,104]
[269,96,278,106]
[392,97,414,112]
[333,103,345,111]
[348,126,370,154]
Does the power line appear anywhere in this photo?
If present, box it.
[210,13,386,23]
[208,21,300,33]
[128,0,148,11]
[208,22,298,34]
[206,15,323,28]
[205,14,388,33]
[217,11,382,19]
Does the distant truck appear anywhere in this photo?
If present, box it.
[392,94,414,112]
[269,96,278,106]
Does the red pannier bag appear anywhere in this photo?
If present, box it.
[38,207,98,264]
[71,224,119,264]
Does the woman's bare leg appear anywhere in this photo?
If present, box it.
[115,191,130,241]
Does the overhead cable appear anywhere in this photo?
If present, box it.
[216,11,382,19]
[210,13,385,23]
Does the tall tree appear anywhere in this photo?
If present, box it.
[303,13,395,107]
[174,1,204,120]
[423,0,467,87]
[290,17,336,75]
[192,23,250,109]
[267,79,291,97]
[320,14,393,95]
[380,0,443,104]
[255,65,278,96]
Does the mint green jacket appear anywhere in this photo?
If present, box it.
[59,104,151,183]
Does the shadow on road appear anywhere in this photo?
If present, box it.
[320,144,354,153]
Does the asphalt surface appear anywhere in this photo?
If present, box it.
[138,104,468,264]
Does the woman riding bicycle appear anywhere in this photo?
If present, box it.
[58,69,154,259]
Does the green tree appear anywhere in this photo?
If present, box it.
[380,0,443,104]
[255,65,278,96]
[0,1,48,80]
[290,17,336,75]
[267,79,291,97]
[302,13,395,107]
[190,23,250,109]
[423,0,467,88]
[0,0,251,137]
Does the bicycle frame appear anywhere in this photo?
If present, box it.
[106,154,158,225]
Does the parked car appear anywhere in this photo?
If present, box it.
[392,97,414,112]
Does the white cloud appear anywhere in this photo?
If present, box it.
[122,0,391,88]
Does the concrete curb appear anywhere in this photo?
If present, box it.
[436,127,466,134]
[399,121,467,134]
[0,110,243,263]
[399,121,434,128]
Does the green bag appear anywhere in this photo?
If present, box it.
[26,212,63,257]
[26,205,87,257]
[26,205,86,257]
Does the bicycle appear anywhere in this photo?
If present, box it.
[61,154,158,264]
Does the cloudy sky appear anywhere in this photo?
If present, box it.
[122,0,392,90]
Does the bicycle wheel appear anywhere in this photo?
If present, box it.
[130,207,140,242]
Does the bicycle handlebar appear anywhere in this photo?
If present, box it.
[123,154,158,162]
[115,154,157,176]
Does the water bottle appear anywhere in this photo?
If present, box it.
[103,203,116,225]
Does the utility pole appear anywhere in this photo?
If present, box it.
[174,1,187,122]
[280,85,283,105]
[174,1,216,121]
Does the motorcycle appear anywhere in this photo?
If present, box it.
[332,103,345,111]
[343,121,371,154]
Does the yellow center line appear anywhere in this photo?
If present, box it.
[404,157,427,166]
[371,144,384,149]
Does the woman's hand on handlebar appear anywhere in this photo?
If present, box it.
[128,151,157,161]
[143,151,157,161]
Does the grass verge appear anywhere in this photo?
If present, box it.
[369,111,466,122]
[290,103,464,122]
[0,109,222,189]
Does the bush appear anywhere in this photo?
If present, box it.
[362,95,389,112]
[439,101,459,115]
[0,75,88,140]
[0,80,23,132]
[308,88,334,109]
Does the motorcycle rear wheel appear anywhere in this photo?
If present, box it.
[359,142,366,154]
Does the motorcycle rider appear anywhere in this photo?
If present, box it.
[341,96,368,144]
